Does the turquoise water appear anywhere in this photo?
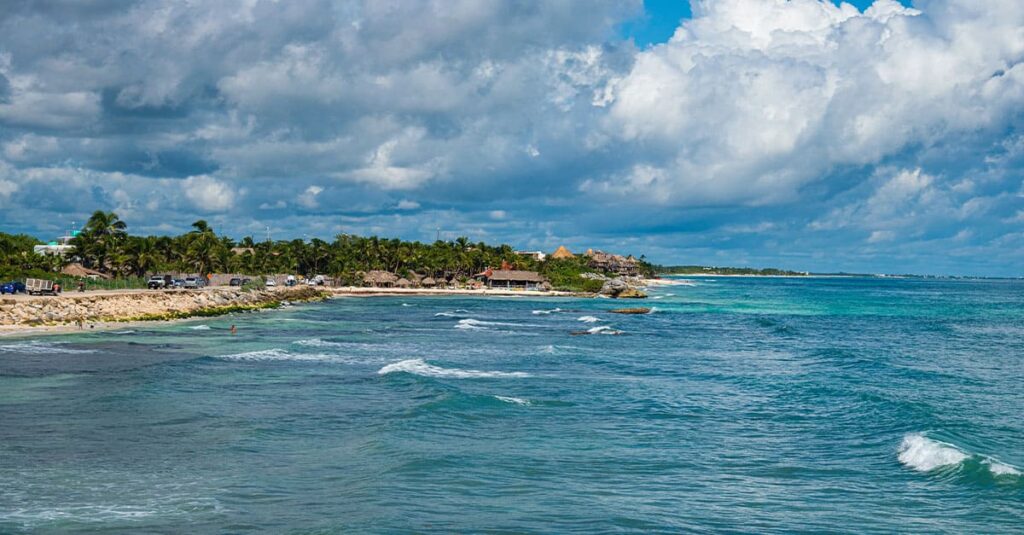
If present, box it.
[1,277,1022,533]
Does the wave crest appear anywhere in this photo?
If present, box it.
[577,316,601,323]
[898,433,1021,477]
[378,358,530,379]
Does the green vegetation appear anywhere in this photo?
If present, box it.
[656,265,808,276]
[1,210,655,290]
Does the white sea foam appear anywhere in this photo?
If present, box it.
[292,338,346,348]
[898,434,967,472]
[898,433,1022,477]
[188,325,211,330]
[0,341,96,355]
[454,318,528,330]
[402,303,412,307]
[587,325,622,335]
[652,296,664,300]
[577,316,601,323]
[985,460,1022,476]
[532,308,562,315]
[378,358,530,378]
[110,330,136,335]
[434,310,470,317]
[495,395,531,405]
[215,348,337,362]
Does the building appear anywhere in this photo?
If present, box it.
[586,250,640,276]
[33,234,76,257]
[516,250,547,261]
[474,268,547,290]
[550,245,574,260]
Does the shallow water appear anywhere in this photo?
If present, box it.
[1,277,1022,533]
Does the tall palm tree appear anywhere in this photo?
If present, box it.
[72,210,127,272]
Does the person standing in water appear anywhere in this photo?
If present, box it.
[230,325,237,335]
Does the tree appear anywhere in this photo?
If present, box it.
[72,210,127,272]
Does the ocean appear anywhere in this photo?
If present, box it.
[1,277,1022,533]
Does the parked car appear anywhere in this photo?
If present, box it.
[0,281,26,294]
[172,279,185,288]
[265,278,277,287]
[229,277,243,286]
[183,277,207,289]
[148,276,168,289]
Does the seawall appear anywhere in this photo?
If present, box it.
[0,286,327,327]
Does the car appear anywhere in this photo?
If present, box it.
[0,281,26,294]
[265,278,277,287]
[172,279,185,288]
[229,277,243,286]
[183,277,207,289]
[147,276,168,289]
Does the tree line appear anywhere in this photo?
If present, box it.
[1,210,655,288]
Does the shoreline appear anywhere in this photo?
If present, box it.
[0,285,596,339]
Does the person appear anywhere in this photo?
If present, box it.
[230,325,237,335]
[78,281,85,292]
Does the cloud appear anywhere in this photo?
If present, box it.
[296,185,324,209]
[0,0,1022,275]
[595,0,1024,205]
[184,175,235,213]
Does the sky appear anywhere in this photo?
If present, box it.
[0,0,1022,276]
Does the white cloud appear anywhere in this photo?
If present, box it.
[596,0,1024,205]
[184,175,234,213]
[296,185,324,209]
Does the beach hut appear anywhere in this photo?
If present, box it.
[421,277,437,287]
[62,263,111,280]
[474,268,547,290]
[363,270,399,288]
[395,277,412,288]
[550,246,574,260]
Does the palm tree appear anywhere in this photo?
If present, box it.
[72,210,127,272]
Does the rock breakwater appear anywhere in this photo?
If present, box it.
[0,287,327,326]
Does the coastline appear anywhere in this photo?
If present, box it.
[0,285,595,338]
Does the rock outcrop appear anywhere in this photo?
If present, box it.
[0,286,326,326]
[598,277,648,299]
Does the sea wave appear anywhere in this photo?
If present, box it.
[188,325,211,330]
[588,326,623,335]
[214,348,338,362]
[378,358,530,379]
[898,433,1021,477]
[494,395,531,405]
[292,338,346,348]
[532,308,562,315]
[577,316,601,323]
[434,309,470,318]
[454,318,531,330]
[0,341,96,355]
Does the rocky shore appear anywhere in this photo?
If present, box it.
[0,286,327,327]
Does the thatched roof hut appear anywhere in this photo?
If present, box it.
[395,277,412,288]
[551,245,574,260]
[62,263,111,280]
[421,277,437,287]
[363,270,398,287]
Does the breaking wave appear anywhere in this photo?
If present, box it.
[378,358,530,379]
[898,433,1021,477]
[454,318,535,331]
[214,349,338,362]
[188,325,211,330]
[588,326,623,335]
[532,308,562,315]
[494,395,531,405]
[577,316,601,323]
[292,338,346,348]
[0,341,96,355]
[434,309,470,318]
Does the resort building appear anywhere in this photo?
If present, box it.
[516,250,547,261]
[586,250,640,276]
[474,268,547,290]
[33,234,76,257]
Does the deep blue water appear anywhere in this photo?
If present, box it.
[1,277,1022,533]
